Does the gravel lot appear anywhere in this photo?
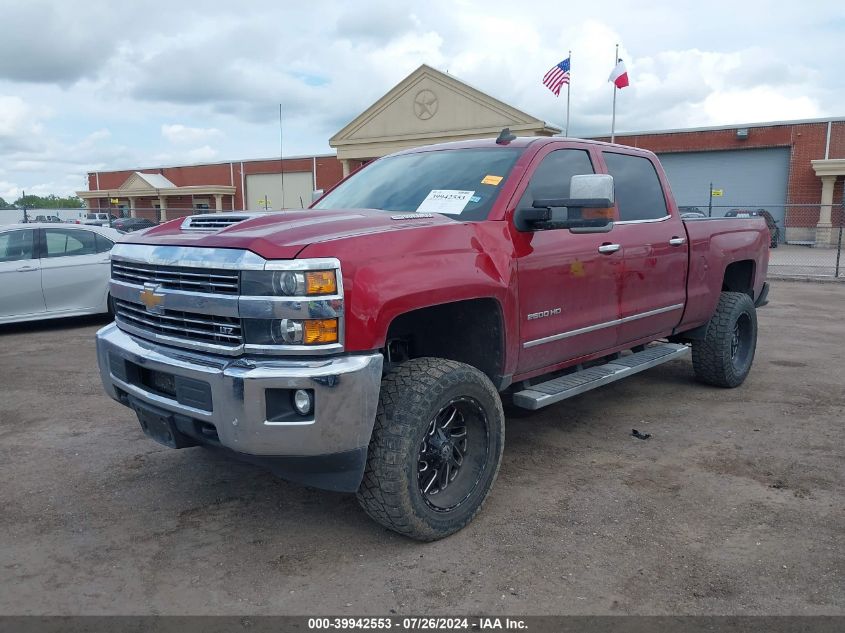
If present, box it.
[1,280,842,615]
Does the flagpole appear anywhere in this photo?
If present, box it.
[564,50,571,137]
[610,43,618,143]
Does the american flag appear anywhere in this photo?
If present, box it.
[543,57,571,96]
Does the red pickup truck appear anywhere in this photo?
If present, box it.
[96,134,770,540]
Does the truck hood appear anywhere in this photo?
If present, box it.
[122,209,456,259]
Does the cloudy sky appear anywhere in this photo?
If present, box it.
[0,0,843,200]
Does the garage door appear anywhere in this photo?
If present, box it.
[245,172,314,211]
[657,148,789,237]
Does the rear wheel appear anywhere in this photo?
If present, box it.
[357,358,504,541]
[692,291,758,388]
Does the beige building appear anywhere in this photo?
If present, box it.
[330,64,560,177]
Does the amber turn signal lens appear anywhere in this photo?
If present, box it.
[583,207,615,220]
[303,318,339,344]
[304,270,337,295]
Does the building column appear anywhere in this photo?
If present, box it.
[214,194,223,211]
[341,159,350,178]
[128,197,137,218]
[158,196,167,222]
[815,175,837,246]
[84,199,92,209]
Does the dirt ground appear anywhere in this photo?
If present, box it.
[0,280,842,616]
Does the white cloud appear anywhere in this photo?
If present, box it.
[0,181,21,200]
[152,145,219,164]
[0,96,49,150]
[161,124,222,144]
[186,145,218,161]
[702,88,820,125]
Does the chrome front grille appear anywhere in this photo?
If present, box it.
[114,299,242,348]
[112,261,239,295]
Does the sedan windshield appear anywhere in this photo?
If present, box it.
[313,148,523,221]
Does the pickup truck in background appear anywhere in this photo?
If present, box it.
[95,134,770,540]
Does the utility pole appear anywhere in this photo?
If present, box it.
[279,103,285,209]
[21,189,29,223]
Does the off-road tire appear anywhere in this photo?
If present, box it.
[356,358,505,541]
[692,291,758,388]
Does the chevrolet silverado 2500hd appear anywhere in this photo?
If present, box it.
[96,135,770,540]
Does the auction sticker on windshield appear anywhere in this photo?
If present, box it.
[416,190,476,215]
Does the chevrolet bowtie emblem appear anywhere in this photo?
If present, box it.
[139,283,165,313]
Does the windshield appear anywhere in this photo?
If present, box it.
[314,148,523,220]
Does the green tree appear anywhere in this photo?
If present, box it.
[14,194,84,209]
[0,197,17,209]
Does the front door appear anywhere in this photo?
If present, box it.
[0,228,45,319]
[513,147,623,375]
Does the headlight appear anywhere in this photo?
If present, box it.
[241,270,337,296]
[243,318,339,346]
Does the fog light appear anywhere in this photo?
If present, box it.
[292,389,313,415]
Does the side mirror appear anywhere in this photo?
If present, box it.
[311,189,324,203]
[515,174,616,233]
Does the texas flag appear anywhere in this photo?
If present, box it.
[608,59,629,88]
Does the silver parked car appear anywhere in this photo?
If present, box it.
[0,223,123,325]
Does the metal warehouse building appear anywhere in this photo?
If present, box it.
[79,64,845,246]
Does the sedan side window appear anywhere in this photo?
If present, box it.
[44,229,98,258]
[0,229,36,262]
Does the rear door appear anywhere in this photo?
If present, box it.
[0,228,45,319]
[600,151,688,344]
[513,145,624,374]
[40,228,112,312]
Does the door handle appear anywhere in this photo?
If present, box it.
[16,265,38,272]
[669,236,686,246]
[598,243,621,254]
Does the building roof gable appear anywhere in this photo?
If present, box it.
[330,64,559,147]
[119,172,176,192]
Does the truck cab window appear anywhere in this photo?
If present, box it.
[603,152,668,221]
[518,149,595,209]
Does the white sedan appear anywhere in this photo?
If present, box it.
[0,223,123,325]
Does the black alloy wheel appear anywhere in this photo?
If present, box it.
[417,397,489,512]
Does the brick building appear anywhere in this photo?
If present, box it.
[78,154,344,222]
[79,65,844,245]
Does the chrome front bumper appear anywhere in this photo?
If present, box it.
[96,323,383,459]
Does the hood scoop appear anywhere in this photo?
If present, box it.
[181,213,264,232]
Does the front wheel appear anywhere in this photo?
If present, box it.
[692,291,758,388]
[357,358,505,541]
